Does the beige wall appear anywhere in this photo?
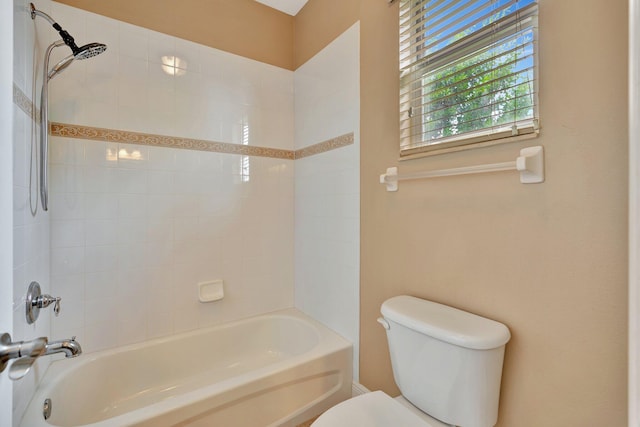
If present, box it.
[296,0,629,425]
[54,0,294,69]
[50,0,629,424]
[293,0,360,68]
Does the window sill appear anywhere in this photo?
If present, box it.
[399,128,539,162]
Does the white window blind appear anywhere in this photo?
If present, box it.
[399,0,539,156]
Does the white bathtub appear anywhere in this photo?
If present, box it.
[20,309,352,427]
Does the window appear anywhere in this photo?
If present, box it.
[399,0,539,156]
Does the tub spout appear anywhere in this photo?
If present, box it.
[45,336,82,358]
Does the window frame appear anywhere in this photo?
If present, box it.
[399,0,540,158]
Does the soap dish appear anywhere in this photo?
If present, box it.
[198,280,224,303]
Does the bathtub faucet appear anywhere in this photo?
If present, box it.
[45,336,82,358]
[0,333,47,374]
[1,334,82,380]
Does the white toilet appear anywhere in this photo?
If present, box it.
[312,295,511,427]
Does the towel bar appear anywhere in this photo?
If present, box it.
[379,146,544,191]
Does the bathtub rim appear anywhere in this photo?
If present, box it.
[19,307,353,427]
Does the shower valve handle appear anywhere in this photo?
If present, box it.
[36,295,61,316]
[26,282,62,324]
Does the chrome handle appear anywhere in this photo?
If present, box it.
[36,294,61,315]
[38,39,64,212]
[26,281,62,324]
[38,40,64,212]
[0,333,47,374]
[40,70,49,211]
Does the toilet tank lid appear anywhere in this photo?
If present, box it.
[381,296,511,350]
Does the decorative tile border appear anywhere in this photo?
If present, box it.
[294,133,354,159]
[50,123,355,160]
[13,84,39,121]
[51,123,296,160]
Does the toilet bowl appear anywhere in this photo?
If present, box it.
[312,296,511,427]
[311,391,450,427]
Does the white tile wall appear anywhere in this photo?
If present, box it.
[294,23,361,379]
[49,139,295,352]
[12,1,53,425]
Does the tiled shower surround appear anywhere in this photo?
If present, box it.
[44,1,297,352]
[12,1,359,423]
[40,0,360,359]
[294,23,360,379]
[49,138,294,351]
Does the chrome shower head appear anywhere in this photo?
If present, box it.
[46,42,108,81]
[73,42,107,60]
[48,51,75,80]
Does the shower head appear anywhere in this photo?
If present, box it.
[52,26,107,60]
[47,52,74,80]
[45,42,108,81]
[29,3,107,61]
[73,42,108,60]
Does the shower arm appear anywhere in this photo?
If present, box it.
[30,4,80,53]
[30,6,56,26]
[39,40,65,212]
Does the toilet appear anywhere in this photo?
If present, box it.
[312,295,511,427]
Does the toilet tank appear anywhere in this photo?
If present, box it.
[380,296,511,427]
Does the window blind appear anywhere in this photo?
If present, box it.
[399,0,539,156]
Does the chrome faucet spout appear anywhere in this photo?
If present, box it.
[1,333,83,379]
[44,337,82,358]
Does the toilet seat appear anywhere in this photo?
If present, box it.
[311,391,448,427]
